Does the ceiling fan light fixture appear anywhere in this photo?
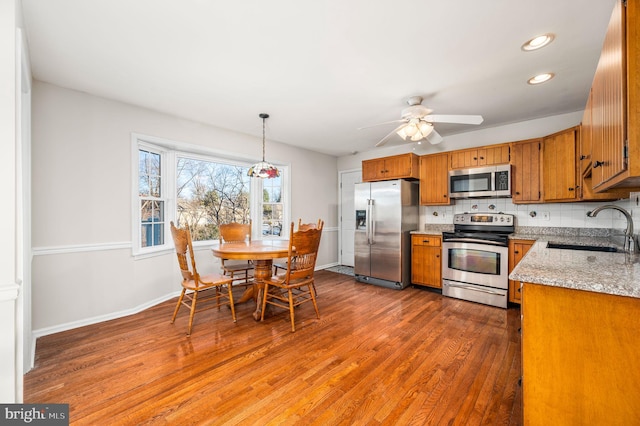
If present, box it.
[248,113,280,179]
[522,33,555,51]
[404,123,418,137]
[417,121,433,136]
[396,127,409,140]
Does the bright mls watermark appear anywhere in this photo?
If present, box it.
[0,404,68,425]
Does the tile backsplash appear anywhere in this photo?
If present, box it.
[421,192,640,234]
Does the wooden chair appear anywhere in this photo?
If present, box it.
[273,218,322,274]
[261,220,324,332]
[170,222,236,335]
[219,220,254,285]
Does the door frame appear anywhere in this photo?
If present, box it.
[338,169,361,266]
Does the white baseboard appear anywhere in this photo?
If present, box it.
[31,290,182,342]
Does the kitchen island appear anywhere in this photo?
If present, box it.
[510,240,640,426]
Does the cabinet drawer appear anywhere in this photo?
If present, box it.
[412,235,441,246]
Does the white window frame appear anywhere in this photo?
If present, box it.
[131,133,289,258]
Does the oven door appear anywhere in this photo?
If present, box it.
[441,240,508,289]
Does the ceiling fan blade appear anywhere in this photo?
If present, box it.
[358,119,406,130]
[424,114,484,125]
[427,129,444,145]
[375,123,408,147]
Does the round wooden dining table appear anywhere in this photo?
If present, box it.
[211,240,290,320]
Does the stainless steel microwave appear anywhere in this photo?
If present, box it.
[448,164,511,198]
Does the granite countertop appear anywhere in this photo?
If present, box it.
[509,237,640,299]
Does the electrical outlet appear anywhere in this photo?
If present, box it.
[541,211,550,221]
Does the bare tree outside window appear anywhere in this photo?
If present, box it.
[176,157,250,241]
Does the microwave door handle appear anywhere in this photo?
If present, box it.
[490,170,496,191]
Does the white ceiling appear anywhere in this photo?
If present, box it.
[21,0,617,157]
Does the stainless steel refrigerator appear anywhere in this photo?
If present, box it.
[354,179,418,289]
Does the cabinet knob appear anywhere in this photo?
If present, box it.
[514,251,520,254]
[473,157,477,160]
[480,156,484,160]
[436,255,440,258]
[580,155,587,160]
[443,194,447,198]
[515,191,520,195]
[593,160,605,168]
[423,240,429,243]
[568,187,574,191]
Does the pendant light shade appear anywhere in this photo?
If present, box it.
[248,113,280,179]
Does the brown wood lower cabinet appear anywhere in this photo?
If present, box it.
[411,234,442,288]
[522,283,640,425]
[507,239,534,304]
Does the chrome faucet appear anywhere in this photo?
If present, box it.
[587,205,637,253]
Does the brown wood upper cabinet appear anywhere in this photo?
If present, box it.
[449,144,510,169]
[362,153,419,182]
[419,153,451,205]
[510,138,542,204]
[542,127,579,202]
[589,0,640,191]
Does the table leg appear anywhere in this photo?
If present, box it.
[252,260,273,321]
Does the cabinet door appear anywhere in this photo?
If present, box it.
[384,155,411,179]
[362,158,386,181]
[511,139,542,203]
[543,128,578,201]
[591,0,627,189]
[508,240,534,304]
[419,153,451,205]
[579,91,593,176]
[411,235,442,288]
[450,149,478,169]
[478,144,510,166]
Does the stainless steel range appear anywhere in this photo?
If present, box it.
[441,212,514,308]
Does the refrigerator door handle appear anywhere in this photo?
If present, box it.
[368,199,375,245]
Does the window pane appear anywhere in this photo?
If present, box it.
[139,150,161,198]
[176,157,250,242]
[141,200,164,247]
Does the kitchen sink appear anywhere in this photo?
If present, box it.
[546,242,618,252]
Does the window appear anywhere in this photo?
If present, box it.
[132,134,288,256]
[176,156,250,242]
[262,175,283,237]
[138,148,165,248]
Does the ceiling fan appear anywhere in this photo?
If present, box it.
[362,96,484,147]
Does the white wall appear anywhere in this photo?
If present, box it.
[30,81,338,335]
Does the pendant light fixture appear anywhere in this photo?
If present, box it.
[247,113,280,179]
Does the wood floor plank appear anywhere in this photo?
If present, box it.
[24,270,522,425]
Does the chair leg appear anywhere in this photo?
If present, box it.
[171,288,186,324]
[227,284,237,322]
[187,290,198,336]
[260,284,270,322]
[309,283,320,319]
[288,289,296,332]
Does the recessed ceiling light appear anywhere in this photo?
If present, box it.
[522,33,555,51]
[528,73,554,85]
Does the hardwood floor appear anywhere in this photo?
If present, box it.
[24,270,522,425]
